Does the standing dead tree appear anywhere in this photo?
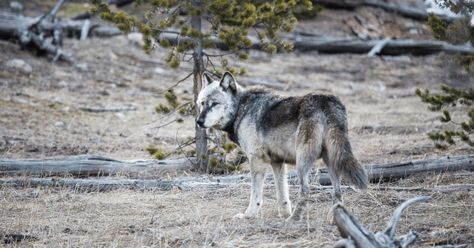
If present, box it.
[333,196,431,248]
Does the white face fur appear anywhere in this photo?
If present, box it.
[196,72,239,129]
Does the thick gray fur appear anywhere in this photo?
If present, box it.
[197,72,368,220]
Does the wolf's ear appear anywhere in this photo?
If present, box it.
[220,72,237,93]
[202,72,213,87]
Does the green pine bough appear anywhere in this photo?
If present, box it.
[416,85,474,149]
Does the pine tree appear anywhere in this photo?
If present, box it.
[419,0,474,149]
[91,0,313,172]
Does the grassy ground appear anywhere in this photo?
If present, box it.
[1,171,473,247]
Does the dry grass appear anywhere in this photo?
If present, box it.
[1,171,472,247]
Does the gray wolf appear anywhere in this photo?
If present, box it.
[196,72,368,221]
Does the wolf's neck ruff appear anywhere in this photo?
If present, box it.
[221,87,273,145]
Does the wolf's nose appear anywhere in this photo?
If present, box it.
[196,118,204,127]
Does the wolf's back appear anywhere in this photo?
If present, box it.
[324,127,368,189]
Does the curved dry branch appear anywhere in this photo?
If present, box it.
[383,196,432,238]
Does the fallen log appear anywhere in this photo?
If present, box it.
[291,37,474,55]
[214,154,474,186]
[0,155,195,178]
[284,154,474,185]
[317,0,455,22]
[0,155,472,186]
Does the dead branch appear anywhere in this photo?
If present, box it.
[333,196,431,248]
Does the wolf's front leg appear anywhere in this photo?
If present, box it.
[234,159,266,219]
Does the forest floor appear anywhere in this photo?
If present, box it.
[0,0,473,247]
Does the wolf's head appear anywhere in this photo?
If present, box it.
[196,72,240,129]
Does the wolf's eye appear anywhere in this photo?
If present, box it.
[200,101,204,106]
[211,102,219,107]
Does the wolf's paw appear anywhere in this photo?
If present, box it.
[233,212,256,219]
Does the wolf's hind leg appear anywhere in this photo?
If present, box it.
[326,157,342,204]
[271,162,291,217]
[234,158,266,219]
[287,121,324,222]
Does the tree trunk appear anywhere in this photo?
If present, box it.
[191,2,208,173]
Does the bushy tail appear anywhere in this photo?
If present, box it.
[324,127,368,189]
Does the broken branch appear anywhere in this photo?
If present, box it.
[333,196,431,248]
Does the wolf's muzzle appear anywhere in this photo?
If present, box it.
[196,118,205,128]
